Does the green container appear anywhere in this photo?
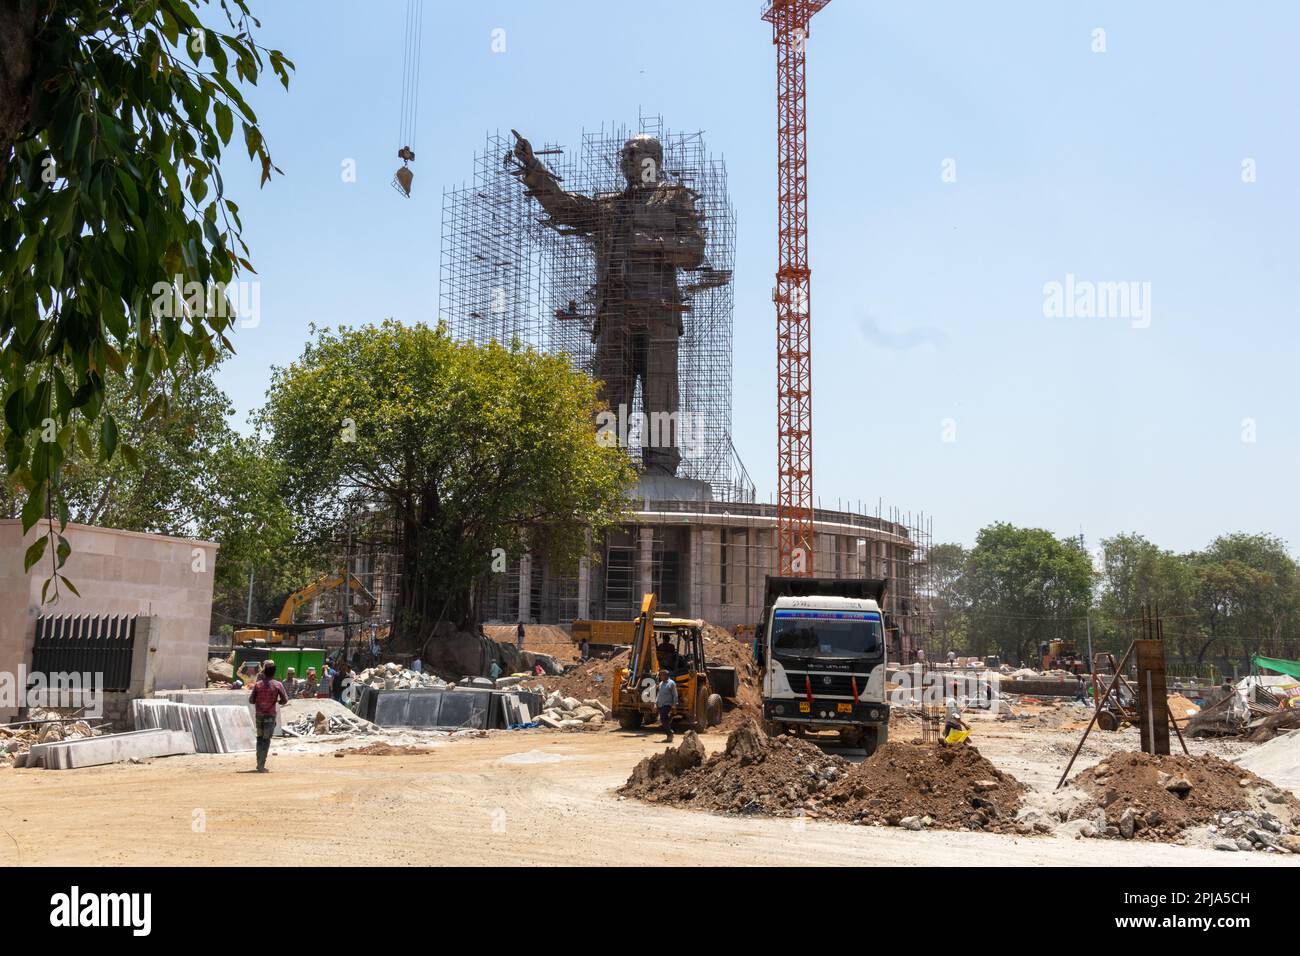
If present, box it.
[233,647,327,683]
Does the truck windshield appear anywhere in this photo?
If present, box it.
[771,610,882,657]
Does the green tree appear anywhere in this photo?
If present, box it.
[260,320,636,638]
[962,523,1095,664]
[1187,533,1300,671]
[0,358,308,611]
[1096,532,1194,660]
[927,542,969,655]
[0,0,290,585]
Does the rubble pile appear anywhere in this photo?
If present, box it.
[701,625,763,732]
[619,721,851,817]
[1,714,100,766]
[824,742,1027,831]
[1062,751,1300,849]
[356,663,447,690]
[531,650,630,703]
[284,710,379,737]
[534,691,610,730]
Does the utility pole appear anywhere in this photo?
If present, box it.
[245,565,255,623]
[342,510,352,664]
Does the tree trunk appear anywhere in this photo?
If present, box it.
[0,1,39,188]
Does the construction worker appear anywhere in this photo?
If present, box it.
[516,620,525,652]
[249,660,288,772]
[656,668,678,743]
[942,697,968,744]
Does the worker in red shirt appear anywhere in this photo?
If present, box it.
[248,660,288,772]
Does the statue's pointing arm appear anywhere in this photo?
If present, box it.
[512,130,598,233]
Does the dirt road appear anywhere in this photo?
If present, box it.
[0,726,1294,867]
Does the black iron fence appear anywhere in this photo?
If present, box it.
[29,614,137,693]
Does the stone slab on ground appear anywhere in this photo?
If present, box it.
[25,729,195,769]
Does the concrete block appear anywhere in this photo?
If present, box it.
[28,728,194,769]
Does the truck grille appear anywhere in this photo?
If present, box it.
[783,671,867,698]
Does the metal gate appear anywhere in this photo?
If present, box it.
[29,615,137,693]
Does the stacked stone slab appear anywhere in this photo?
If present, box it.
[359,686,546,730]
[17,728,195,769]
[133,699,256,753]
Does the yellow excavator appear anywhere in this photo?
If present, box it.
[234,570,377,646]
[611,593,726,732]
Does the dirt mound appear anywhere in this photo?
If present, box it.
[530,649,630,705]
[619,721,850,817]
[485,624,579,663]
[702,625,763,732]
[1067,751,1300,843]
[824,742,1027,831]
[334,743,437,757]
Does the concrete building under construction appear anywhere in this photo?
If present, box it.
[438,116,934,660]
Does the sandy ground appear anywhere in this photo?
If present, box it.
[1,714,1296,867]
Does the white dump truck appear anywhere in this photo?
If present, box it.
[756,576,891,754]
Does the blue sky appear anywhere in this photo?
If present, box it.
[213,0,1300,554]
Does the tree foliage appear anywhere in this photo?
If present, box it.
[960,523,1095,664]
[0,0,291,587]
[0,356,308,611]
[261,320,636,638]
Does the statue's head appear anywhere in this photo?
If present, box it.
[620,134,663,186]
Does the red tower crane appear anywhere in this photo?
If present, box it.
[763,0,831,576]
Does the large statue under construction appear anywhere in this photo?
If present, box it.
[509,130,705,476]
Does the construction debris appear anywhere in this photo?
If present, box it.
[0,715,101,766]
[283,710,379,737]
[1060,751,1300,848]
[534,691,609,730]
[356,662,447,690]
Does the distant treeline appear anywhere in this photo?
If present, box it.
[928,525,1299,680]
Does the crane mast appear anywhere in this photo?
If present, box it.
[763,0,830,576]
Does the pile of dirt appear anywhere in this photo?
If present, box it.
[702,625,763,732]
[822,742,1026,831]
[530,649,630,705]
[485,624,579,663]
[1067,751,1300,844]
[619,721,850,817]
[334,743,437,757]
[619,721,1027,830]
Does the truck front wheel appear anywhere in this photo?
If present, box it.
[864,724,888,757]
[616,710,643,730]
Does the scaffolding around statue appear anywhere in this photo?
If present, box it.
[440,115,750,501]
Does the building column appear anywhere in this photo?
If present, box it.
[577,557,590,620]
[518,552,532,623]
[637,527,654,602]
[689,525,703,619]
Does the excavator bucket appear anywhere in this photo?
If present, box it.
[392,164,414,197]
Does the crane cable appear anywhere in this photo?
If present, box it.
[393,0,423,195]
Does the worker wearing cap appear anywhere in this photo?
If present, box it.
[656,668,679,743]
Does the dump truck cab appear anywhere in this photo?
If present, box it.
[758,576,890,753]
[612,593,724,732]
